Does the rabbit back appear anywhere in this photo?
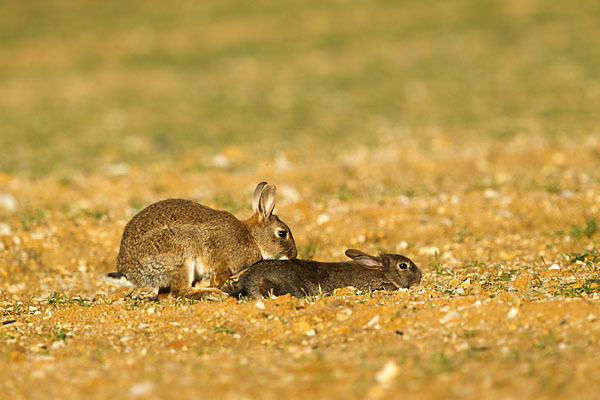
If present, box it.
[232,255,419,299]
[117,199,261,287]
[235,259,323,298]
[234,259,383,298]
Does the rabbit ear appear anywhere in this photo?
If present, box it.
[252,182,268,214]
[352,256,383,271]
[345,249,383,270]
[258,183,276,220]
[345,249,371,259]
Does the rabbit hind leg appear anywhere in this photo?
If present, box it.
[172,286,228,301]
[168,264,227,301]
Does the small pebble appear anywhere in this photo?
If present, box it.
[484,189,500,199]
[0,194,17,212]
[130,381,153,397]
[211,154,230,168]
[419,246,440,256]
[0,222,12,235]
[104,163,130,177]
[366,315,380,328]
[439,310,460,324]
[375,361,399,385]
[7,283,25,294]
[51,340,66,350]
[316,213,331,225]
[275,153,292,171]
[279,185,300,203]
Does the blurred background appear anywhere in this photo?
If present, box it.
[1,0,599,177]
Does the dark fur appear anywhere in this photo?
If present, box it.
[224,250,421,299]
[106,272,126,280]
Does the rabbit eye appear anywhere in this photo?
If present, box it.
[277,229,287,239]
[398,263,408,270]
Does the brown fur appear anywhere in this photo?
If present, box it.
[108,183,297,300]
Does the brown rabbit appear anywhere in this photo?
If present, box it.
[105,182,297,300]
[224,249,421,299]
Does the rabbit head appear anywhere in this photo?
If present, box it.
[345,249,421,288]
[245,182,297,261]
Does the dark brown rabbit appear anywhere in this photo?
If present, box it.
[105,182,297,300]
[224,249,421,299]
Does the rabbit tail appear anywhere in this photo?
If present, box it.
[104,271,135,288]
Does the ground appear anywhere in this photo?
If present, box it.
[1,1,600,399]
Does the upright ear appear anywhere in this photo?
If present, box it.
[257,183,277,220]
[252,182,268,215]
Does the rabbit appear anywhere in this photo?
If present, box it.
[224,248,421,299]
[105,182,297,300]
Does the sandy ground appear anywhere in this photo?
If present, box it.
[1,135,600,399]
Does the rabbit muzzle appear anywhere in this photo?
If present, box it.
[389,280,402,289]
